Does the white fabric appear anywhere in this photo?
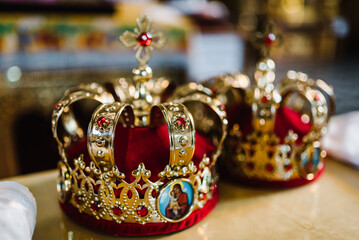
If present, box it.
[0,181,37,240]
[322,111,359,167]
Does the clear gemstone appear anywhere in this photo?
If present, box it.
[179,136,188,146]
[179,149,187,157]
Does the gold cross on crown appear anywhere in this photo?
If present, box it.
[120,15,166,65]
[252,22,283,58]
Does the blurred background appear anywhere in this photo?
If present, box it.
[0,0,358,178]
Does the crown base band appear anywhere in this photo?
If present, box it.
[222,162,324,188]
[59,191,219,236]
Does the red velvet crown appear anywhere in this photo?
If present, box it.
[52,15,227,236]
[205,72,334,188]
[203,30,335,188]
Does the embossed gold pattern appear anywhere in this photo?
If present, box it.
[53,15,227,225]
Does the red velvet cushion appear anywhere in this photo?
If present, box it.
[67,124,216,182]
[274,107,311,144]
[227,104,311,143]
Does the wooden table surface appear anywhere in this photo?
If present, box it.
[6,158,359,240]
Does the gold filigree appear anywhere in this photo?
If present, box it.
[159,161,197,179]
[58,154,216,224]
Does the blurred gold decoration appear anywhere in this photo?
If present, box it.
[252,22,283,58]
[205,29,335,183]
[237,0,342,60]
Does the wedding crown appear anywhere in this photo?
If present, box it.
[205,30,335,187]
[52,15,227,236]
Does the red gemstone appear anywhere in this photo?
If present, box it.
[261,96,269,103]
[113,206,122,216]
[137,206,148,217]
[219,104,226,111]
[211,184,218,192]
[114,188,122,198]
[211,87,218,94]
[91,201,100,212]
[97,117,108,127]
[54,103,61,110]
[75,195,82,204]
[265,33,276,47]
[93,184,101,193]
[151,189,157,198]
[266,164,274,172]
[284,164,292,171]
[246,162,255,170]
[127,190,132,199]
[137,32,152,46]
[177,117,186,127]
[200,192,207,201]
[314,94,321,101]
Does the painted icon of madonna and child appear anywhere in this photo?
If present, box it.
[158,180,194,221]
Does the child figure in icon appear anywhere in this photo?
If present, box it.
[165,184,189,219]
[169,189,180,217]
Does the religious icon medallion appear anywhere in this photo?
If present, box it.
[157,179,195,222]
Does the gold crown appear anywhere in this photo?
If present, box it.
[204,30,335,185]
[52,15,227,235]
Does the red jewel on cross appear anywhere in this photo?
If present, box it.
[265,33,276,47]
[137,32,152,46]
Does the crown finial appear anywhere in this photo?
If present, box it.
[120,15,166,68]
[252,22,282,91]
[251,23,283,134]
[119,15,166,125]
[253,22,282,59]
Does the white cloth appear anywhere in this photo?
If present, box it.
[0,181,37,240]
[322,111,359,167]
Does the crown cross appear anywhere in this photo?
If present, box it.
[120,15,166,65]
[253,22,283,58]
[119,15,166,123]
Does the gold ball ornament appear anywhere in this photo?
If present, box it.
[132,64,153,83]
